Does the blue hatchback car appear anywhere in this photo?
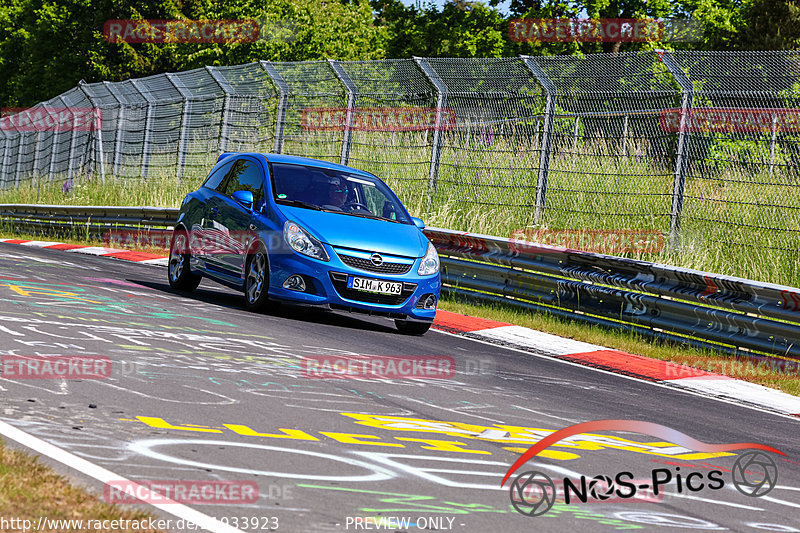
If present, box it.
[168,153,440,334]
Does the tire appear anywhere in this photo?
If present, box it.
[395,319,432,335]
[244,244,277,312]
[168,230,201,291]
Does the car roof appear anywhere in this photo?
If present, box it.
[217,152,377,179]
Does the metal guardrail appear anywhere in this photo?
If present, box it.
[2,204,799,358]
[426,228,800,358]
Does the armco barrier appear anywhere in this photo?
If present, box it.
[1,204,798,358]
[425,227,800,358]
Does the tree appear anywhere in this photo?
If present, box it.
[737,0,800,49]
[0,0,387,107]
[375,0,508,58]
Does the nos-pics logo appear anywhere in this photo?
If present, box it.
[502,420,784,517]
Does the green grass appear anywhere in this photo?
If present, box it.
[0,440,163,532]
[2,131,798,288]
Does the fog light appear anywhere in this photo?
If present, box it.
[417,293,437,310]
[283,275,306,291]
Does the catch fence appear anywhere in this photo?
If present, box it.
[1,51,799,283]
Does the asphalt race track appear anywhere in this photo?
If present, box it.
[1,242,799,532]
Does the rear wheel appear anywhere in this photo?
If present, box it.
[395,319,432,335]
[168,230,201,291]
[244,245,277,312]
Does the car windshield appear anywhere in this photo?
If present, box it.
[270,162,411,224]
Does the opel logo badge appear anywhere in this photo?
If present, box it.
[370,253,383,266]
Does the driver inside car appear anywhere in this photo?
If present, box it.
[321,177,349,211]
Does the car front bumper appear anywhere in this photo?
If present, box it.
[267,251,440,321]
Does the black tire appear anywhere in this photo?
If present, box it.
[395,319,432,335]
[244,244,277,312]
[168,230,201,291]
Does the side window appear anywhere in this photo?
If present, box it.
[202,160,234,191]
[362,184,391,217]
[222,160,265,204]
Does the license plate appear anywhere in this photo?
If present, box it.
[347,276,402,295]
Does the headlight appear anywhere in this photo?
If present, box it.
[417,242,439,275]
[283,221,329,261]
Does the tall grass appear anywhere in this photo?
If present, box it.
[1,130,797,288]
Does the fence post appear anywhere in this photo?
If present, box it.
[769,113,777,174]
[0,130,7,189]
[32,129,44,182]
[521,55,556,224]
[78,83,105,184]
[572,116,580,152]
[328,59,358,166]
[413,57,448,211]
[260,61,289,154]
[104,81,125,180]
[45,105,62,183]
[206,67,234,154]
[166,73,193,181]
[621,114,629,153]
[131,79,155,179]
[2,120,18,189]
[658,50,693,249]
[15,130,27,188]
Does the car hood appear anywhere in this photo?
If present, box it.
[278,205,425,258]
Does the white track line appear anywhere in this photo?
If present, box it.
[0,419,244,533]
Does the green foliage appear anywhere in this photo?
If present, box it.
[375,0,508,57]
[0,0,387,107]
[737,0,800,50]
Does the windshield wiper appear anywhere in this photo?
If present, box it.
[344,212,402,223]
[275,199,324,211]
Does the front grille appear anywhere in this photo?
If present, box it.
[329,272,416,305]
[339,253,413,275]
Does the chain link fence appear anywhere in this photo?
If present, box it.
[1,51,799,284]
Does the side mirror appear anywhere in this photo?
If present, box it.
[411,217,425,230]
[232,190,254,210]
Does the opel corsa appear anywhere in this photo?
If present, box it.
[168,153,440,334]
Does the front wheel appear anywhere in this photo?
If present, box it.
[168,230,201,291]
[244,245,277,312]
[395,319,432,335]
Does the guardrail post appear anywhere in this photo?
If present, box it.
[131,79,155,179]
[327,60,358,166]
[521,55,556,224]
[104,81,125,180]
[166,73,193,181]
[414,57,448,211]
[260,61,289,154]
[206,67,235,154]
[79,83,105,184]
[658,50,693,249]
